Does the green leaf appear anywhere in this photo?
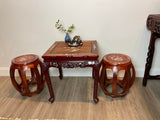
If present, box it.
[67,30,72,32]
[55,19,74,33]
[71,24,74,29]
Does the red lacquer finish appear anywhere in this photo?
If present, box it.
[42,40,99,103]
[10,54,45,97]
[100,54,135,98]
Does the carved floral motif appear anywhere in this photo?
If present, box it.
[147,17,160,34]
[43,61,98,68]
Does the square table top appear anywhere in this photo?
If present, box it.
[42,40,99,61]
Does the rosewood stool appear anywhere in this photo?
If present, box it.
[10,54,45,97]
[100,53,135,98]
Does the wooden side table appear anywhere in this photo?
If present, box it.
[42,40,99,103]
[143,14,160,86]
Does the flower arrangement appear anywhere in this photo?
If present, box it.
[55,19,83,47]
[55,19,75,42]
[55,19,74,33]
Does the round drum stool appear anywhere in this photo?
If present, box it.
[100,53,135,98]
[10,54,45,97]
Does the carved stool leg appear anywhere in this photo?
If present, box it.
[112,69,118,97]
[10,65,22,93]
[29,68,36,84]
[19,69,31,96]
[120,69,130,96]
[18,70,23,87]
[130,64,136,87]
[10,65,31,96]
[100,64,107,93]
[34,67,44,92]
[39,61,45,84]
[104,69,107,82]
[143,32,156,86]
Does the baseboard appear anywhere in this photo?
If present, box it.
[0,67,92,77]
[0,67,158,77]
[0,67,9,76]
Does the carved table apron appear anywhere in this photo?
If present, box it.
[42,40,99,103]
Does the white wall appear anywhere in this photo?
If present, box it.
[0,0,160,77]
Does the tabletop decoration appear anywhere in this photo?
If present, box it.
[68,35,83,47]
[55,19,74,42]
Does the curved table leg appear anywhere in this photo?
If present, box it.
[58,67,63,80]
[93,62,99,103]
[43,63,55,103]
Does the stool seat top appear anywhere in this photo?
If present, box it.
[103,53,131,66]
[12,54,39,65]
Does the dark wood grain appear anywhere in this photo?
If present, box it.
[10,54,45,97]
[42,40,99,103]
[143,14,160,86]
[100,54,135,98]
